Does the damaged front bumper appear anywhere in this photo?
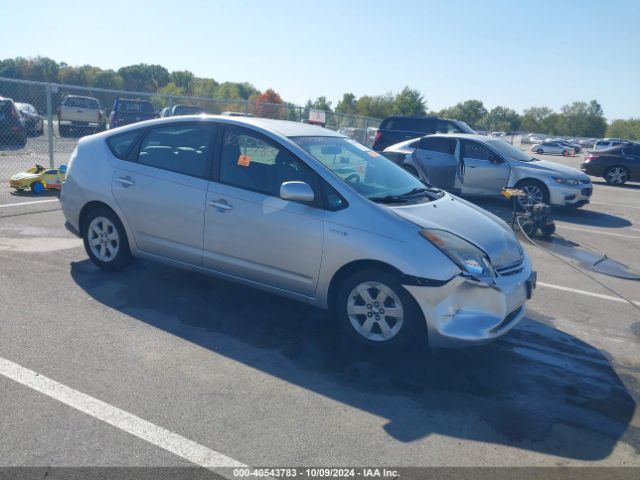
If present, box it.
[404,255,535,348]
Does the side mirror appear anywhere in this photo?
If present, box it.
[280,181,314,202]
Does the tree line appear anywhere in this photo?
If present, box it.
[1,56,636,139]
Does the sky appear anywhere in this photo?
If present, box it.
[2,0,639,119]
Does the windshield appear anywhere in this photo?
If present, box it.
[486,139,537,162]
[454,120,476,134]
[291,136,442,204]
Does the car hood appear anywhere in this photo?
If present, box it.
[390,194,524,268]
[511,159,589,180]
[10,172,40,181]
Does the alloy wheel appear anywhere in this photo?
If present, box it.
[518,184,545,207]
[346,281,404,342]
[606,167,628,185]
[88,216,120,262]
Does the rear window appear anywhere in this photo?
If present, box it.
[106,130,141,159]
[422,137,456,154]
[64,97,99,109]
[117,100,155,113]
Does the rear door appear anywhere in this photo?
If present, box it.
[414,136,459,191]
[622,144,640,180]
[459,139,511,196]
[203,125,324,296]
[111,122,216,265]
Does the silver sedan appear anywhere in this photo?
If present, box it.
[384,134,591,208]
[61,116,535,350]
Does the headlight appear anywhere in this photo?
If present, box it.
[553,177,580,186]
[419,229,494,278]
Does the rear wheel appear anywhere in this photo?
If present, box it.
[335,269,425,350]
[82,207,133,271]
[604,166,629,186]
[536,148,544,154]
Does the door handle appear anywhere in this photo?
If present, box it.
[208,199,233,211]
[117,176,135,187]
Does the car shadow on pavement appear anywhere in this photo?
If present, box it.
[70,260,638,461]
[470,197,632,229]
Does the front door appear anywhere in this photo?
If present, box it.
[459,139,511,196]
[203,126,324,297]
[111,123,216,265]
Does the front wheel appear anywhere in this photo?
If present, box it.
[335,269,425,350]
[516,180,550,208]
[604,166,629,186]
[82,207,133,271]
[536,148,544,154]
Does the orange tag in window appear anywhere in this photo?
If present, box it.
[367,151,380,157]
[237,155,251,167]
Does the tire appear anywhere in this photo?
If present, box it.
[402,164,419,178]
[31,182,44,194]
[58,124,67,137]
[562,150,569,157]
[335,269,426,350]
[82,207,133,271]
[604,166,629,186]
[536,148,544,154]
[516,179,550,208]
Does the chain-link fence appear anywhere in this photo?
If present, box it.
[0,77,380,204]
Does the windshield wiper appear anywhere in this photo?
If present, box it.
[370,187,439,204]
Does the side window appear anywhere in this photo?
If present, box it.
[219,127,317,199]
[461,141,492,160]
[137,124,214,178]
[631,145,640,156]
[435,120,462,134]
[107,130,141,159]
[422,137,456,155]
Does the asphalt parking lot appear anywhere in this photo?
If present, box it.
[0,143,639,475]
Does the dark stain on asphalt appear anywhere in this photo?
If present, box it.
[70,260,638,459]
[631,322,640,341]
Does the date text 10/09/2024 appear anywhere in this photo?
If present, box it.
[232,468,399,478]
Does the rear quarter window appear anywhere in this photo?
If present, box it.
[106,130,141,159]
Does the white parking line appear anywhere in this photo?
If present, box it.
[538,281,640,306]
[0,199,59,208]
[0,357,247,472]
[555,224,640,240]
[591,201,640,210]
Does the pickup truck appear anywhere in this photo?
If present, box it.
[109,98,157,129]
[57,95,106,136]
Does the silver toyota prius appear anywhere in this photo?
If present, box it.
[61,116,535,350]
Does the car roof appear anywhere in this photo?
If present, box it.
[105,115,343,138]
[425,133,490,142]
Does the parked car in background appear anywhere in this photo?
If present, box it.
[371,115,476,151]
[531,141,574,156]
[581,143,640,185]
[521,133,546,144]
[109,98,157,129]
[15,102,44,136]
[171,104,205,116]
[593,138,629,151]
[384,134,592,208]
[57,95,106,136]
[550,138,582,153]
[221,111,254,117]
[0,97,27,147]
[61,116,535,350]
[159,107,171,118]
